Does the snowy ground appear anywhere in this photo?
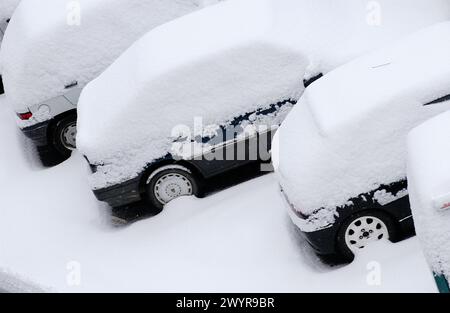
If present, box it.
[0,94,438,292]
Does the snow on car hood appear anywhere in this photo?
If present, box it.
[77,0,450,190]
[275,22,450,218]
[0,0,221,112]
[408,110,450,280]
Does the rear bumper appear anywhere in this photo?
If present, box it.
[92,177,142,208]
[21,120,51,147]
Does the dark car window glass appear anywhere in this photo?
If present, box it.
[424,94,450,106]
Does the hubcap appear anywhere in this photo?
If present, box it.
[345,216,389,253]
[154,173,193,205]
[61,122,77,150]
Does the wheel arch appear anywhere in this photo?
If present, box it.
[137,158,205,195]
[46,109,78,142]
[335,205,401,253]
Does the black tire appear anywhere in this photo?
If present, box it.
[52,113,77,157]
[145,166,199,213]
[336,210,399,263]
[37,144,70,167]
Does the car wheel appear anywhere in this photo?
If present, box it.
[336,210,398,262]
[52,113,77,157]
[145,165,199,212]
[37,144,70,167]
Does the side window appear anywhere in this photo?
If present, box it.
[424,94,450,106]
[180,99,295,147]
[303,73,323,89]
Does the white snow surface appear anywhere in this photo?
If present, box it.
[0,0,20,45]
[78,0,450,190]
[0,0,19,20]
[0,0,222,112]
[407,110,450,280]
[274,22,450,222]
[0,95,438,292]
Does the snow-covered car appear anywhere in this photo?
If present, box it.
[407,110,450,293]
[273,22,450,262]
[77,0,450,214]
[0,0,222,166]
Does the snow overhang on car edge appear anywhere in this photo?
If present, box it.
[86,99,297,174]
[283,179,409,231]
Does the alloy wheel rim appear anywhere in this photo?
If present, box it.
[345,216,389,253]
[154,173,193,205]
[61,122,77,150]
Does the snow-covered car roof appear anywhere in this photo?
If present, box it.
[308,23,450,136]
[2,0,448,113]
[275,22,450,217]
[408,110,450,283]
[78,0,450,190]
[0,0,219,111]
[0,0,20,42]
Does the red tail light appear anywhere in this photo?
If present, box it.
[17,112,33,120]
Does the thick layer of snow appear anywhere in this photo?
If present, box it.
[0,0,20,44]
[0,96,438,292]
[408,110,450,281]
[78,0,450,190]
[0,0,222,112]
[0,0,20,20]
[274,22,450,224]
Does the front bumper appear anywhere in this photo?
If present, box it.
[21,120,51,147]
[92,176,142,208]
[280,188,338,255]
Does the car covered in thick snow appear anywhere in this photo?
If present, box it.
[77,0,450,214]
[273,22,450,262]
[0,0,221,166]
[407,111,450,293]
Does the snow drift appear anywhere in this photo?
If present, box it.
[274,22,450,230]
[78,0,450,190]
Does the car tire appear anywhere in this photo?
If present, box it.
[37,144,70,167]
[145,165,199,213]
[336,210,399,263]
[52,113,77,157]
